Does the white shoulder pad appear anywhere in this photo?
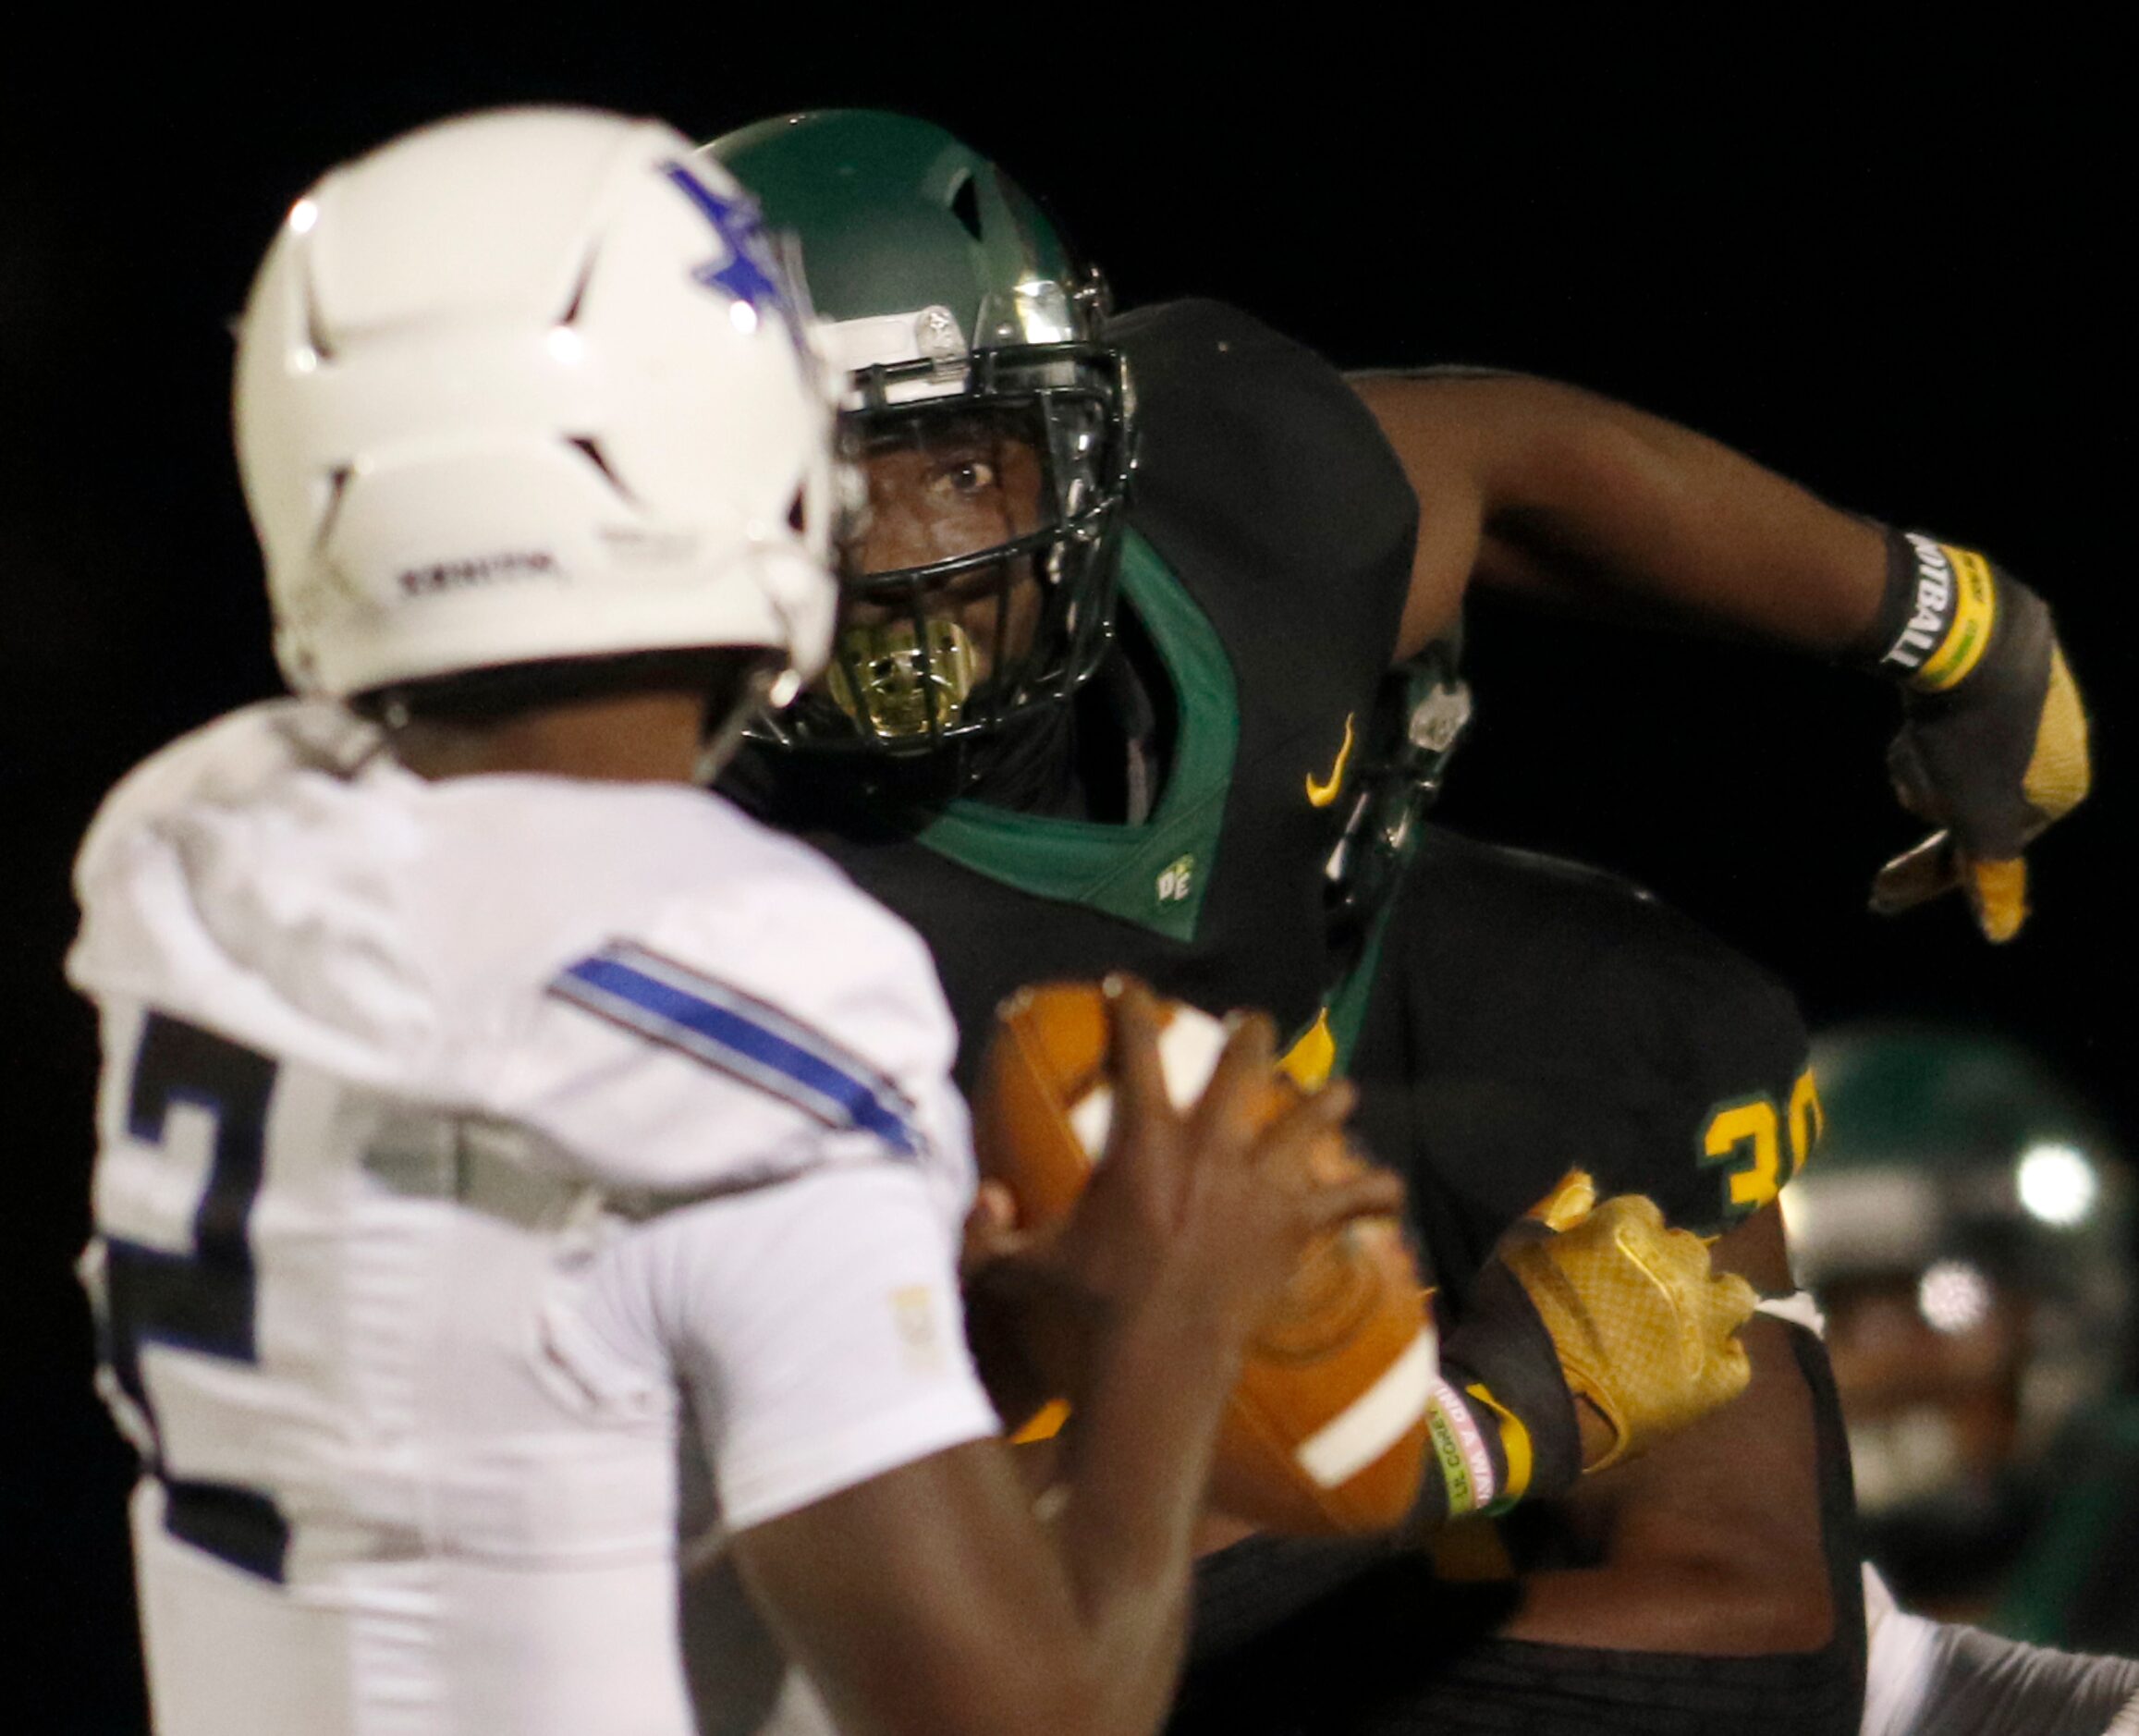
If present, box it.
[491,805,970,1208]
[72,702,379,904]
[546,935,928,1159]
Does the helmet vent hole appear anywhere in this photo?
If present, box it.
[948,174,983,240]
[787,489,807,533]
[567,436,634,502]
[556,250,597,327]
[300,267,336,362]
[313,466,353,549]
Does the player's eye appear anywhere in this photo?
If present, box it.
[926,458,997,502]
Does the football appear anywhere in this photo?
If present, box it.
[972,982,1436,1534]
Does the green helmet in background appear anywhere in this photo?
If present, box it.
[704,111,1133,759]
[1784,1023,2133,1584]
[1789,1024,2129,1303]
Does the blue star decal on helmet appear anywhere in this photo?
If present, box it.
[660,162,798,341]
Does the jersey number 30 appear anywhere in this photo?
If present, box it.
[100,1012,288,1581]
[1701,1070,1823,1216]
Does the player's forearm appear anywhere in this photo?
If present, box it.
[1362,370,1893,655]
[1499,1311,1838,1657]
[1500,1556,1833,1653]
[1049,1294,1243,1733]
[1470,377,1891,654]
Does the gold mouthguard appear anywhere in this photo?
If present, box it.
[827,617,980,739]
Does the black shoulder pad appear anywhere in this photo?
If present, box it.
[1110,299,1415,570]
[1109,300,1417,703]
[1351,829,1815,1260]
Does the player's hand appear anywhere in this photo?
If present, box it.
[1062,978,1399,1338]
[1867,543,2090,943]
[1495,1181,1758,1472]
[967,980,1400,1408]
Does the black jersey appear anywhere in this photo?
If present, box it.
[1350,827,1816,1295]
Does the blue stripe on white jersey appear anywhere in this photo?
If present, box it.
[548,942,923,1158]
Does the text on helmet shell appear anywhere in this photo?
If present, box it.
[397,550,562,596]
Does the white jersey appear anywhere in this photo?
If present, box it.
[1860,1565,2139,1736]
[70,701,998,1736]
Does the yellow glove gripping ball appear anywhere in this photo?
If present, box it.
[1499,1193,1758,1472]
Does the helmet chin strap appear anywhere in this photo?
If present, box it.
[948,691,1081,813]
[694,657,796,786]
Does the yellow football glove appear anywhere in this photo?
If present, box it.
[1864,532,2090,943]
[1497,1187,1758,1472]
[1522,1167,1597,1232]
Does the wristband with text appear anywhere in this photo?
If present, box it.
[1852,524,2090,941]
[1864,528,2001,692]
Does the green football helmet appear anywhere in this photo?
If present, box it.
[1784,1024,2132,1554]
[704,111,1133,761]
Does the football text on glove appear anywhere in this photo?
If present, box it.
[1860,530,2090,942]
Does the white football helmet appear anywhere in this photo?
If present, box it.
[235,106,838,704]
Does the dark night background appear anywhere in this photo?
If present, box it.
[2,20,2126,1729]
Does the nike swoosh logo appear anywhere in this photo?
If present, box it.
[1305,714,1356,808]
